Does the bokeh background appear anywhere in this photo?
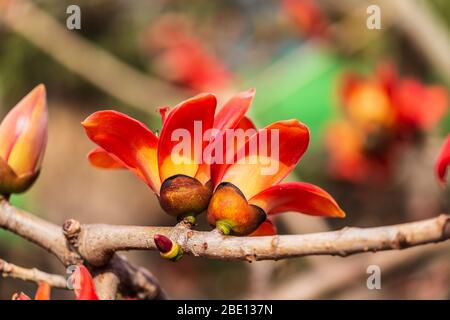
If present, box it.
[0,0,449,299]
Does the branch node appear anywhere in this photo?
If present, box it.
[63,218,81,246]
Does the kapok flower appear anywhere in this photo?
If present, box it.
[327,62,448,182]
[207,119,345,236]
[71,265,99,300]
[143,14,233,92]
[0,84,48,196]
[393,79,448,133]
[436,134,450,185]
[83,89,255,221]
[12,282,51,300]
[282,0,329,38]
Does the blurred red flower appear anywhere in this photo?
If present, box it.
[326,62,448,182]
[282,0,329,38]
[143,14,233,92]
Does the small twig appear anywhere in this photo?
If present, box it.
[0,258,67,289]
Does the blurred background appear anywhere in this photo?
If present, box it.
[0,0,449,299]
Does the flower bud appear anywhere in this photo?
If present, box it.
[159,174,212,221]
[0,85,48,196]
[207,182,266,236]
[154,234,183,261]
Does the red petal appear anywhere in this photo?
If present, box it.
[436,134,450,185]
[72,265,99,300]
[249,219,277,236]
[394,79,448,130]
[34,282,51,300]
[82,110,160,192]
[213,89,255,133]
[249,182,345,217]
[158,93,216,182]
[235,116,256,131]
[87,147,126,169]
[209,90,256,185]
[214,120,309,199]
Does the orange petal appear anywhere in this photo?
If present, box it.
[249,182,345,217]
[87,147,125,169]
[72,265,99,300]
[436,134,450,185]
[0,84,47,176]
[215,120,309,199]
[249,219,277,236]
[34,282,51,300]
[82,110,160,192]
[158,93,216,182]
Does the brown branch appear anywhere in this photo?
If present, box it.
[74,214,450,265]
[0,199,80,266]
[0,258,67,289]
[0,198,166,300]
[1,197,449,299]
[2,197,449,265]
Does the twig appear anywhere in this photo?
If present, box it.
[0,258,67,289]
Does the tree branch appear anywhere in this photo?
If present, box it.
[2,198,449,266]
[2,197,449,299]
[0,198,166,299]
[74,214,450,265]
[0,258,67,289]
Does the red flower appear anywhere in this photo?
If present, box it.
[327,62,448,182]
[436,134,450,185]
[282,0,329,38]
[144,15,233,92]
[83,89,255,220]
[0,84,48,195]
[12,282,51,300]
[393,78,448,132]
[208,119,345,236]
